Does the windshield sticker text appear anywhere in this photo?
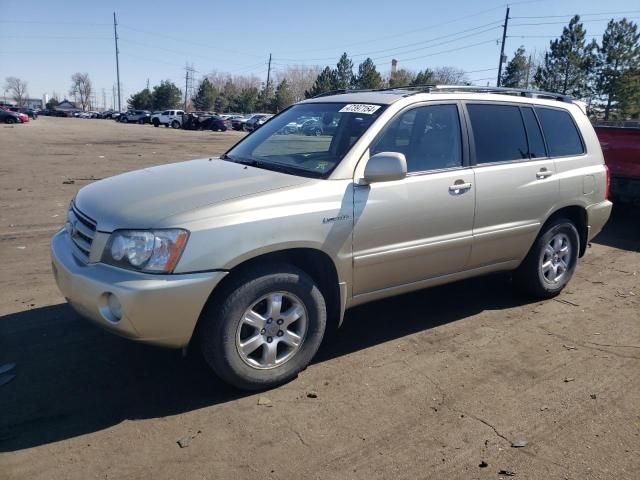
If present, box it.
[338,104,381,115]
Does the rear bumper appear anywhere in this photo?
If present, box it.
[51,230,227,348]
[586,200,613,242]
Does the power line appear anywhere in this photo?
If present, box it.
[118,24,262,58]
[275,21,502,63]
[511,17,640,27]
[511,10,640,19]
[278,1,542,55]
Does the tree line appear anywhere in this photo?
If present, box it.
[502,16,639,119]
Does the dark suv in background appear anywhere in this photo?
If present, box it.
[119,110,151,124]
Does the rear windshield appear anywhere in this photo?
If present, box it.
[224,102,386,178]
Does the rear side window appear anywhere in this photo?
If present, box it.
[467,104,528,163]
[535,107,584,156]
[521,107,547,158]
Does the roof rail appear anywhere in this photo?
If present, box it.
[311,88,374,98]
[419,85,574,103]
[311,84,574,104]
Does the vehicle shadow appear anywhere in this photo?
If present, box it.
[591,202,640,252]
[0,273,527,453]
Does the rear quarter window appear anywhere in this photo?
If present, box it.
[535,107,584,157]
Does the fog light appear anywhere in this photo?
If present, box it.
[105,292,123,321]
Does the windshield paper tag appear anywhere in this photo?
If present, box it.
[339,104,381,114]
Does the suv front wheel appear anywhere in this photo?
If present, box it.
[514,217,579,298]
[199,265,327,390]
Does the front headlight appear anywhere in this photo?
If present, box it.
[102,229,189,273]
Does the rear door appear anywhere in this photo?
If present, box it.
[464,102,558,268]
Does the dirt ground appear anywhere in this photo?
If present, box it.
[0,117,639,480]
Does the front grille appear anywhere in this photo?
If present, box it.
[67,204,97,262]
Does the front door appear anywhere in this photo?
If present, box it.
[352,103,476,296]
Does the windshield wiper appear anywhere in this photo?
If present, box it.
[223,154,323,178]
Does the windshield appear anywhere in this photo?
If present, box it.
[224,102,386,178]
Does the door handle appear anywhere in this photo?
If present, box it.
[449,182,473,193]
[536,169,553,179]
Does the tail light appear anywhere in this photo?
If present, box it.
[604,164,610,200]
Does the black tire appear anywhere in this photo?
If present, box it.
[171,120,180,129]
[199,264,327,390]
[5,117,16,124]
[153,119,160,127]
[221,126,227,132]
[513,217,580,299]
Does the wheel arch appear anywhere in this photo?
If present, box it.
[192,248,342,345]
[541,205,589,257]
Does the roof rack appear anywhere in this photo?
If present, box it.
[312,84,574,104]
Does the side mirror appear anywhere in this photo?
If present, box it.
[363,152,407,183]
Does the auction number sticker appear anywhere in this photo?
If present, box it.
[338,104,381,114]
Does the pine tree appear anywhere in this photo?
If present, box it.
[335,53,354,89]
[151,81,182,110]
[274,79,294,112]
[353,58,383,89]
[127,88,153,110]
[412,69,435,86]
[305,67,337,98]
[596,18,640,119]
[534,15,597,99]
[501,46,530,88]
[616,68,640,118]
[192,78,217,111]
[256,80,275,112]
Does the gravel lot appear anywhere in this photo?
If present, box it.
[0,117,639,480]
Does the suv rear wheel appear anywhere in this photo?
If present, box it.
[199,265,327,390]
[514,217,579,298]
[171,120,180,129]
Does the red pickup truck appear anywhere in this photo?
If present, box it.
[594,126,640,204]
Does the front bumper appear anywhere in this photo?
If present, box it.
[586,200,613,242]
[51,229,227,348]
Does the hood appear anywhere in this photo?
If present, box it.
[75,158,310,232]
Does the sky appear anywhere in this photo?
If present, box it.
[1,0,639,109]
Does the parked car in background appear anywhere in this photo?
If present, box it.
[245,114,273,132]
[595,125,640,204]
[231,115,250,131]
[302,116,339,136]
[119,110,151,124]
[0,109,22,124]
[151,109,185,128]
[201,115,232,131]
[7,107,37,119]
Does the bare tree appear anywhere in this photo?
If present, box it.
[69,72,93,111]
[274,65,321,102]
[432,66,468,85]
[4,77,29,105]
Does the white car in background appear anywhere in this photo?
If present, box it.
[151,109,185,129]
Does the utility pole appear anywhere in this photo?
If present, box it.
[496,6,510,87]
[113,12,122,112]
[525,54,532,89]
[112,84,116,110]
[146,78,150,90]
[266,53,272,89]
[184,65,189,110]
